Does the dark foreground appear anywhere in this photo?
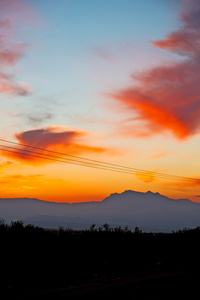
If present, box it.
[1,221,200,299]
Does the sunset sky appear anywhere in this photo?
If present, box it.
[0,0,200,203]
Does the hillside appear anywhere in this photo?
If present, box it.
[1,222,200,299]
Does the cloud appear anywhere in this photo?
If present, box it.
[27,112,53,125]
[135,171,158,183]
[149,152,168,159]
[135,169,200,188]
[9,111,53,125]
[164,178,200,188]
[93,46,116,63]
[151,0,200,57]
[16,127,83,149]
[0,174,43,194]
[0,160,13,173]
[0,0,37,26]
[0,80,31,96]
[1,126,108,164]
[0,1,33,98]
[109,0,200,140]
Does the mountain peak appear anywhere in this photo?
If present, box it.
[146,191,161,195]
[146,190,153,195]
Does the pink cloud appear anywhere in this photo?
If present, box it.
[151,0,200,57]
[109,0,200,140]
[0,81,31,96]
[0,0,35,97]
[0,47,23,68]
[0,0,36,26]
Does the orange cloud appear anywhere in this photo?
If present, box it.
[135,169,200,189]
[135,171,158,183]
[109,0,200,140]
[164,178,200,188]
[1,126,108,164]
[112,90,191,139]
[0,160,13,173]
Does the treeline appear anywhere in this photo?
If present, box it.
[1,219,200,297]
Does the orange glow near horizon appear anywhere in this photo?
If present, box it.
[0,152,200,203]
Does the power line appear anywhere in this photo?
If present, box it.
[0,145,141,174]
[0,143,186,180]
[0,138,199,183]
[0,139,198,182]
[0,139,184,179]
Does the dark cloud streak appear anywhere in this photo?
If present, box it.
[1,127,108,164]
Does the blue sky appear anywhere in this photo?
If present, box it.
[13,0,181,131]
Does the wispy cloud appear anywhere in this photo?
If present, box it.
[0,0,33,98]
[109,0,200,140]
[0,160,13,173]
[93,46,116,63]
[135,168,200,187]
[0,173,43,194]
[164,178,200,188]
[27,112,53,126]
[149,152,168,159]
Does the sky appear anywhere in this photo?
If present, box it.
[0,0,200,203]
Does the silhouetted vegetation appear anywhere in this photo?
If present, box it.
[1,219,200,299]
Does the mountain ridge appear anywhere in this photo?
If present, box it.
[0,190,199,232]
[0,190,196,204]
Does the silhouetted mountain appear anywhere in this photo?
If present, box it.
[0,190,200,232]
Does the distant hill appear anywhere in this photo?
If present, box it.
[0,190,200,232]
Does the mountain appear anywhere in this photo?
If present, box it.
[0,190,200,232]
